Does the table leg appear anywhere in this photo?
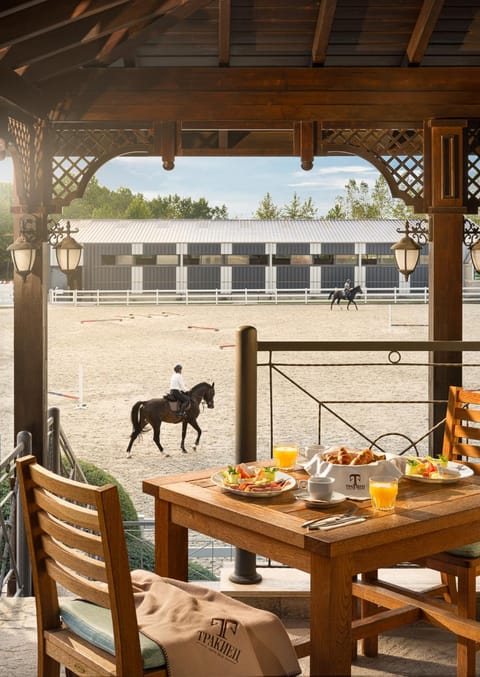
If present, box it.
[311,554,353,676]
[361,570,379,657]
[154,498,188,580]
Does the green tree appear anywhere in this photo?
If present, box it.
[255,192,281,218]
[281,192,317,219]
[125,194,152,218]
[326,175,414,219]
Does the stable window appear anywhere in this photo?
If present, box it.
[312,254,334,265]
[361,254,396,265]
[156,255,178,265]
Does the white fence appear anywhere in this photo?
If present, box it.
[47,286,480,305]
[0,285,478,307]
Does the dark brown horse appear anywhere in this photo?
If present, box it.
[126,381,215,457]
[328,285,363,310]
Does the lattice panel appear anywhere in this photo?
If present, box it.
[467,127,480,210]
[52,126,154,206]
[8,116,32,202]
[322,128,424,208]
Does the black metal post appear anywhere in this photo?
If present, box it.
[229,325,262,584]
[16,430,32,596]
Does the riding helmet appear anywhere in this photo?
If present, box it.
[174,364,182,372]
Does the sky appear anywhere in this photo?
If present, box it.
[0,154,380,218]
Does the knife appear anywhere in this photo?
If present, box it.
[302,509,356,529]
[316,517,366,531]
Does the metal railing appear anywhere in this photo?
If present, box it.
[46,285,480,306]
[0,431,32,596]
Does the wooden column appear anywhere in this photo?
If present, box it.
[12,220,48,463]
[424,120,466,452]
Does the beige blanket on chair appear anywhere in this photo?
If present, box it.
[131,570,301,677]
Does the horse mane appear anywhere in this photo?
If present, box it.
[189,381,213,395]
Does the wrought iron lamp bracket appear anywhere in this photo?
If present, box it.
[396,218,429,246]
[463,217,480,249]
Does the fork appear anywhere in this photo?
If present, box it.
[301,506,357,529]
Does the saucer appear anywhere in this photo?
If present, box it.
[294,490,346,507]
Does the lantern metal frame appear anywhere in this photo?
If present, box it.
[392,216,480,280]
[8,215,82,283]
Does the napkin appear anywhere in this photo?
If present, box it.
[304,454,403,479]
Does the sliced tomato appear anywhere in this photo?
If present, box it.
[236,463,255,479]
[423,460,436,477]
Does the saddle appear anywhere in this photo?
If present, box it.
[164,393,191,415]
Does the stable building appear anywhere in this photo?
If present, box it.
[55,218,431,293]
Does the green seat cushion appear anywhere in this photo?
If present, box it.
[60,599,166,670]
[447,541,480,558]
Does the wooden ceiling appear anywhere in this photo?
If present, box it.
[2,0,480,128]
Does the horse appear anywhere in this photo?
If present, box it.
[328,285,363,310]
[126,381,215,457]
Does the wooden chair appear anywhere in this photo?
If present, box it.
[421,385,480,675]
[350,387,480,676]
[16,455,307,677]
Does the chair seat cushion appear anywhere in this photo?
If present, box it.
[447,541,480,558]
[60,599,166,670]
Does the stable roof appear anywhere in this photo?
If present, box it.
[66,219,405,244]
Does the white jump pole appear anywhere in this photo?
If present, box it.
[77,364,87,408]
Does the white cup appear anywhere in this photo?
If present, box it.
[307,475,335,501]
[300,444,327,460]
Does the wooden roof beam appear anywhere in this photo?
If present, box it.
[0,0,130,48]
[0,66,49,117]
[218,0,231,67]
[1,0,176,70]
[312,0,337,66]
[406,0,445,66]
[94,0,214,66]
[50,67,480,124]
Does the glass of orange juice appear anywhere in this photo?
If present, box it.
[369,477,398,511]
[273,442,299,471]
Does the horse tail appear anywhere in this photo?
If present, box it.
[130,401,144,434]
[328,290,334,300]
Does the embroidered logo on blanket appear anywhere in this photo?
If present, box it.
[197,617,241,664]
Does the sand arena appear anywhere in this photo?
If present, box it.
[2,302,480,517]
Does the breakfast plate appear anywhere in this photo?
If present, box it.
[404,462,474,484]
[294,490,346,507]
[211,470,296,497]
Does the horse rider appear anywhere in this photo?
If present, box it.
[169,364,189,417]
[343,278,352,300]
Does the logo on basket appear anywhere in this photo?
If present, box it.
[346,473,365,491]
[197,617,241,663]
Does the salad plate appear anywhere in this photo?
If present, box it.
[211,468,296,497]
[404,461,473,484]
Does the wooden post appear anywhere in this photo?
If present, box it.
[12,218,48,464]
[424,120,466,452]
[231,325,262,583]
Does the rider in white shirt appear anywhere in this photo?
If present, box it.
[169,364,189,417]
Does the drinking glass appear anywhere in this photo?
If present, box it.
[273,443,299,470]
[369,477,398,511]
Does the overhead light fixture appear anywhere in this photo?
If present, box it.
[8,215,82,284]
[463,217,480,274]
[391,218,429,280]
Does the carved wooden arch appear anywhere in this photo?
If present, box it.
[4,115,480,215]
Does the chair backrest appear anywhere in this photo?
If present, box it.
[442,386,480,472]
[16,454,144,674]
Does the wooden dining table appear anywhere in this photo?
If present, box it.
[143,464,480,676]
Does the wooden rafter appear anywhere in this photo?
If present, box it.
[1,0,172,70]
[406,0,445,65]
[218,0,231,67]
[0,65,48,117]
[312,0,337,66]
[0,0,130,47]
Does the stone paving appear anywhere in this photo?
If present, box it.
[1,568,477,676]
